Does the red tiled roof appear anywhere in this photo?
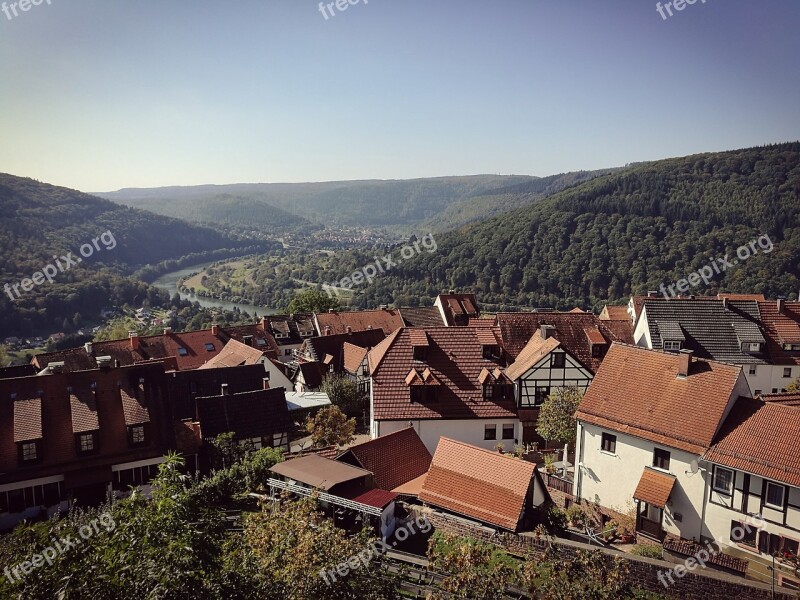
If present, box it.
[315,309,404,336]
[174,420,202,454]
[342,342,368,374]
[584,326,606,345]
[758,301,800,366]
[575,344,743,455]
[340,486,398,509]
[14,397,42,442]
[476,328,499,346]
[705,397,800,488]
[370,328,517,421]
[663,538,748,574]
[70,390,99,434]
[633,467,675,508]
[496,312,631,371]
[337,427,432,491]
[436,294,480,326]
[400,307,446,328]
[468,317,496,328]
[304,329,386,373]
[198,339,267,369]
[409,329,430,347]
[600,305,630,321]
[762,391,800,406]
[420,437,536,531]
[120,385,150,426]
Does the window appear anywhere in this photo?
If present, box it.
[502,424,514,440]
[783,538,799,557]
[424,387,438,402]
[413,346,427,361]
[653,448,671,471]
[534,386,550,406]
[731,520,758,547]
[552,353,565,369]
[766,482,785,509]
[784,368,793,378]
[483,384,494,401]
[484,424,496,440]
[754,389,762,396]
[482,344,500,360]
[79,434,95,453]
[257,338,267,347]
[177,347,188,356]
[749,365,757,375]
[21,442,38,462]
[205,343,215,352]
[748,343,761,352]
[130,426,146,445]
[284,348,292,356]
[601,432,617,454]
[784,343,800,352]
[772,388,779,394]
[410,387,424,403]
[712,466,734,495]
[663,341,681,351]
[591,344,602,358]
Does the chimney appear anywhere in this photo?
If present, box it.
[677,349,693,379]
[129,332,139,350]
[211,324,219,336]
[448,289,456,294]
[84,342,93,356]
[328,309,335,314]
[778,297,786,314]
[346,326,352,334]
[540,324,554,340]
[259,317,268,332]
[722,297,728,309]
[163,327,172,335]
[325,326,332,336]
[647,290,658,298]
[262,377,270,390]
[221,383,229,396]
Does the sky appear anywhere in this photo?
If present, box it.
[0,0,799,192]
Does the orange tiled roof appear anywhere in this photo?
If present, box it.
[316,308,404,336]
[120,385,150,426]
[336,427,432,491]
[600,305,630,321]
[575,344,743,454]
[342,342,368,374]
[69,390,99,434]
[505,336,561,381]
[13,397,42,442]
[633,467,676,508]
[198,339,267,369]
[420,437,536,531]
[705,397,800,488]
[758,300,800,366]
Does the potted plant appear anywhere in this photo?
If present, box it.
[602,519,619,541]
[617,508,636,543]
[543,453,557,474]
[495,442,505,453]
[565,504,586,529]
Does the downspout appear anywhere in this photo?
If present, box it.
[699,457,709,542]
[575,421,585,500]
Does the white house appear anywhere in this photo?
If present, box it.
[574,344,749,542]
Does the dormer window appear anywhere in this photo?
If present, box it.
[20,442,38,462]
[177,347,188,356]
[129,426,145,446]
[204,343,215,352]
[783,343,800,351]
[78,433,95,454]
[413,346,427,361]
[663,341,682,351]
[745,342,761,353]
[591,345,603,358]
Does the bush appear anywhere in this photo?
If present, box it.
[630,544,663,559]
[565,504,586,528]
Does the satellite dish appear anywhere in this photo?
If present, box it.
[689,459,700,474]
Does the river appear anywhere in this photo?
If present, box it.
[152,262,277,317]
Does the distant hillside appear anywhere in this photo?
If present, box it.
[99,172,622,233]
[300,143,800,310]
[0,175,274,336]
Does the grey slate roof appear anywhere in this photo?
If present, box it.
[642,300,768,364]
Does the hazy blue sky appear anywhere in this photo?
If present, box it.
[1,0,798,192]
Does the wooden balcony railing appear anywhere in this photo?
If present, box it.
[542,472,574,495]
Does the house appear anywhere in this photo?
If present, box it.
[195,385,290,452]
[260,314,317,362]
[0,363,171,530]
[314,308,404,337]
[269,454,398,539]
[573,344,750,543]
[419,437,548,532]
[433,291,479,326]
[32,324,280,373]
[197,338,294,392]
[299,328,386,375]
[599,304,632,322]
[368,327,518,454]
[343,342,371,393]
[701,394,800,587]
[496,312,633,445]
[756,298,800,394]
[336,427,432,495]
[293,361,325,393]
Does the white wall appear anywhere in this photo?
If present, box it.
[261,358,293,391]
[575,422,707,540]
[375,418,520,454]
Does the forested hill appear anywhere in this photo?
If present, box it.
[348,143,800,310]
[0,175,273,336]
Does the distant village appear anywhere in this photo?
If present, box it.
[2,291,800,595]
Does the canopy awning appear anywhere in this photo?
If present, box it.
[633,467,676,508]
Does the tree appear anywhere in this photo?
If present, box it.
[786,378,800,392]
[286,288,340,314]
[427,531,518,600]
[321,374,366,418]
[0,344,8,367]
[306,405,356,448]
[535,386,583,446]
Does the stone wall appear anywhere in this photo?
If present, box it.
[413,508,800,600]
